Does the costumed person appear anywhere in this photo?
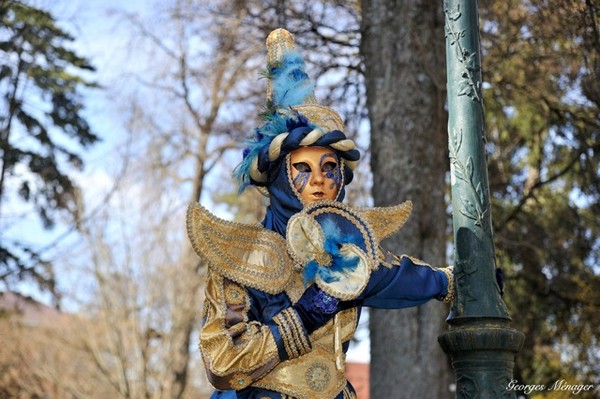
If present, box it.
[187,29,455,399]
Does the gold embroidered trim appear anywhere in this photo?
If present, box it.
[439,266,455,303]
[401,254,435,269]
[291,104,346,132]
[285,272,305,304]
[377,246,402,269]
[342,385,357,399]
[224,283,247,306]
[305,361,331,392]
[286,153,306,209]
[230,373,252,389]
[273,308,311,359]
[355,200,413,242]
[395,256,456,303]
[311,308,357,351]
[274,311,298,359]
[295,200,378,269]
[187,203,294,294]
[285,201,379,300]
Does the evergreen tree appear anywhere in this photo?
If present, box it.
[0,1,98,295]
[361,0,600,394]
[480,0,600,389]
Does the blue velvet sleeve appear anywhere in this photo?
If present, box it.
[358,255,449,309]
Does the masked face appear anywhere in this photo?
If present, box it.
[290,146,342,203]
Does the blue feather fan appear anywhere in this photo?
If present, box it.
[303,216,361,286]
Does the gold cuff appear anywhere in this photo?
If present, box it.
[439,266,455,303]
[273,308,311,359]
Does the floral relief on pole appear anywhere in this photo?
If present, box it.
[449,128,489,233]
[444,1,482,103]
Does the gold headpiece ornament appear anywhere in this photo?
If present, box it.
[266,28,345,132]
[234,28,359,191]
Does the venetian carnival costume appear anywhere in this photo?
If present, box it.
[187,29,455,399]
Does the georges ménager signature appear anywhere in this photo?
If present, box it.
[507,379,597,395]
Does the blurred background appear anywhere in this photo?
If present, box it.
[1,0,598,398]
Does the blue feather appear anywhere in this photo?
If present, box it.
[302,216,362,287]
[321,217,362,247]
[270,51,314,108]
[232,112,289,190]
[233,51,315,192]
[304,260,320,286]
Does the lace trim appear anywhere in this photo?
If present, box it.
[438,266,455,303]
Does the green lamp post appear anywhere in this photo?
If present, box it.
[437,1,525,397]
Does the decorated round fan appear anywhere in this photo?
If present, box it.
[286,201,379,300]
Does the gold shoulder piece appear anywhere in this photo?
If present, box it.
[355,200,413,241]
[186,203,294,294]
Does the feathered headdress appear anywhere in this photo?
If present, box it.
[234,29,360,192]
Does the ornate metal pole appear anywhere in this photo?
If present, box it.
[437,1,525,397]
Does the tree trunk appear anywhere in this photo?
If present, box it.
[360,1,453,397]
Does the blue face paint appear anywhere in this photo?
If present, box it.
[320,153,342,191]
[293,171,310,193]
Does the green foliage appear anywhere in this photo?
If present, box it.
[480,0,600,388]
[0,0,98,295]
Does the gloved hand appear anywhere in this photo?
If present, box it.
[293,284,351,334]
[496,268,504,296]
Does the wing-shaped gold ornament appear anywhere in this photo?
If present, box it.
[186,203,294,294]
[355,200,413,242]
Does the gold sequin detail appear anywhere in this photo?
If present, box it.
[230,373,252,389]
[305,362,331,392]
[224,284,247,306]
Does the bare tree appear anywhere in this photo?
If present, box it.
[67,1,271,398]
[361,1,454,397]
[45,1,370,398]
[0,292,121,398]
